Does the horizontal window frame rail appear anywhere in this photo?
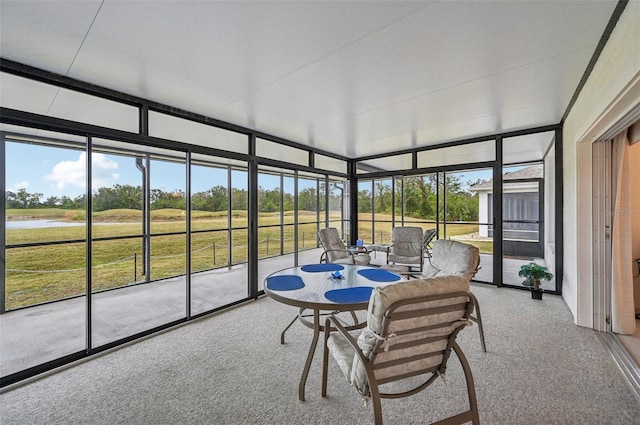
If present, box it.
[6,238,88,249]
[353,123,561,163]
[502,220,542,224]
[1,107,250,162]
[355,160,497,180]
[258,156,349,178]
[2,130,86,149]
[1,59,351,164]
[441,221,491,226]
[6,227,249,249]
[2,107,350,179]
[502,178,543,183]
[190,228,237,235]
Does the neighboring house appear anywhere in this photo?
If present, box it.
[470,164,543,258]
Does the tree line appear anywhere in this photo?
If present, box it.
[6,175,480,221]
[5,185,336,213]
[358,175,480,221]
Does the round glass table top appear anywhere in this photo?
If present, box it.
[264,264,403,310]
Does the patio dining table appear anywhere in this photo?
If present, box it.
[264,263,403,401]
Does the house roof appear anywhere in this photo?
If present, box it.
[469,164,543,191]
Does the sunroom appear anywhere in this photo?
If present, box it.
[1,1,639,422]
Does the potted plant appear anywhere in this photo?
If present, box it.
[518,263,553,300]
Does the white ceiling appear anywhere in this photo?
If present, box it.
[0,0,619,161]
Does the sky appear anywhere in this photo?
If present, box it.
[4,141,296,200]
[5,141,500,200]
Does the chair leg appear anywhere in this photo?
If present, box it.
[452,342,480,425]
[349,310,359,326]
[468,294,487,353]
[371,387,384,425]
[322,318,331,397]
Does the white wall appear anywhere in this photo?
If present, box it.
[544,144,556,275]
[563,1,640,327]
[478,192,489,237]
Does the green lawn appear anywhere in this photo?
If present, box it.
[357,213,494,254]
[4,209,331,310]
[5,209,492,310]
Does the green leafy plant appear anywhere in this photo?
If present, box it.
[518,263,553,291]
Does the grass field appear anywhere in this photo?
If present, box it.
[4,209,334,310]
[356,214,494,254]
[5,209,492,310]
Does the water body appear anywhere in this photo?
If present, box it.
[6,220,122,229]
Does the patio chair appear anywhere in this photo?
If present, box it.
[423,228,437,259]
[385,226,424,273]
[422,239,486,352]
[322,275,480,425]
[278,227,368,345]
[318,227,371,265]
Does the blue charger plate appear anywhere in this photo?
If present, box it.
[300,264,345,272]
[266,275,305,291]
[357,268,400,282]
[324,286,374,303]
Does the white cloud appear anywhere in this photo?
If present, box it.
[8,181,30,192]
[45,152,119,191]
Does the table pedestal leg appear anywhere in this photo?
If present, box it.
[298,308,319,401]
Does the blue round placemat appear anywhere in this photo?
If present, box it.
[300,264,345,273]
[324,286,374,303]
[357,268,400,282]
[266,275,305,291]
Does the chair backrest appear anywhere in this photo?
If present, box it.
[423,228,437,254]
[350,275,472,396]
[389,226,423,263]
[425,239,480,281]
[318,227,349,262]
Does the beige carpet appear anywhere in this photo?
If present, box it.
[1,283,639,424]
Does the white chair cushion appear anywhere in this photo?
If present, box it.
[424,239,479,281]
[389,227,423,261]
[345,276,470,395]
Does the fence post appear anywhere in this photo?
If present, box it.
[212,242,216,265]
[134,253,137,282]
[267,236,270,255]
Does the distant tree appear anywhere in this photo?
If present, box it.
[151,189,185,210]
[283,192,294,212]
[73,194,87,209]
[5,191,17,208]
[403,176,437,220]
[58,196,78,209]
[443,176,479,222]
[298,187,317,212]
[231,188,248,211]
[258,186,280,213]
[43,196,60,207]
[7,188,42,208]
[358,189,372,213]
[191,185,228,212]
[373,181,392,215]
[92,184,142,211]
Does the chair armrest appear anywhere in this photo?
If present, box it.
[325,316,370,367]
[325,315,379,398]
[323,248,355,259]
